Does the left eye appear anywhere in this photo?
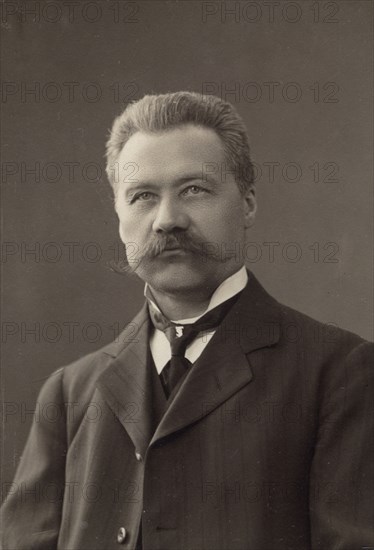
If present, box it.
[184,185,205,195]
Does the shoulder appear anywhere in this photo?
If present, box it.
[278,301,366,349]
[278,300,372,373]
[38,306,148,406]
[248,272,370,351]
[243,278,373,417]
[33,343,116,411]
[266,296,373,404]
[241,273,373,383]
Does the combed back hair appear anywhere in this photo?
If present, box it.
[105,91,255,196]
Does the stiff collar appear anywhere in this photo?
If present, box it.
[144,265,248,325]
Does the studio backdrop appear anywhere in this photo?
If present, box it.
[1,0,373,494]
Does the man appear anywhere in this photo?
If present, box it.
[1,92,373,549]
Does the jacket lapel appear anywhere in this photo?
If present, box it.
[96,304,159,457]
[150,332,252,445]
[150,273,281,445]
[96,273,281,452]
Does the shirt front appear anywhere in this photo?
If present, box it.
[144,266,248,374]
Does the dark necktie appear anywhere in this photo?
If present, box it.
[148,293,241,397]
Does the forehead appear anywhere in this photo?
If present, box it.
[117,125,226,179]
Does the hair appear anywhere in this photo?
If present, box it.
[105,91,255,196]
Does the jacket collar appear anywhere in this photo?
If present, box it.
[97,272,281,453]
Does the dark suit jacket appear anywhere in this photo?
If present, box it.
[1,273,373,550]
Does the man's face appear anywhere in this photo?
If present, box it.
[115,124,256,297]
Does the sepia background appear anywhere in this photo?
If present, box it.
[1,0,373,492]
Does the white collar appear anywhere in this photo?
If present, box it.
[144,265,248,325]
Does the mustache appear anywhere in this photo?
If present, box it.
[108,232,227,275]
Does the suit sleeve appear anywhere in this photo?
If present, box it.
[309,340,374,549]
[1,368,67,550]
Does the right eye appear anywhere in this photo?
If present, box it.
[131,192,154,203]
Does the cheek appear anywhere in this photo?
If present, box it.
[118,214,154,250]
[118,222,127,244]
[117,203,139,234]
[117,212,136,244]
[199,201,245,238]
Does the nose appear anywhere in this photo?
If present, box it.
[152,197,190,233]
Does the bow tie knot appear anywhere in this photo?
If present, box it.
[148,293,241,398]
[165,324,200,357]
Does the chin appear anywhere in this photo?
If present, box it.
[141,261,214,295]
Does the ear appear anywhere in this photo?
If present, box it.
[243,187,257,228]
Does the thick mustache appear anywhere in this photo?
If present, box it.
[108,232,225,275]
[143,232,207,259]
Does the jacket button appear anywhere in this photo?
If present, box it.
[135,452,142,461]
[117,527,127,544]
